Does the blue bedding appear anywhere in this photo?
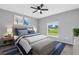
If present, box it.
[15,33,41,43]
[52,43,65,55]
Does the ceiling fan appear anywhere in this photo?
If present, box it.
[30,4,48,14]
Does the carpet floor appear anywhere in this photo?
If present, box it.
[0,44,73,55]
[61,44,73,55]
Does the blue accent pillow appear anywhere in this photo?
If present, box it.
[18,29,28,35]
[15,28,28,35]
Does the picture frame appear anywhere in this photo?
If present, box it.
[14,15,30,26]
[14,15,23,25]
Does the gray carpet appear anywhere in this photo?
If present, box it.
[0,45,20,55]
[61,44,73,55]
[0,44,73,55]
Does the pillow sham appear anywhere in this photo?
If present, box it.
[18,29,28,35]
[15,28,28,36]
[27,27,35,34]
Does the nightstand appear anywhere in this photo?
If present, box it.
[0,34,14,47]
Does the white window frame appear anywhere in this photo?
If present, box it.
[47,22,59,38]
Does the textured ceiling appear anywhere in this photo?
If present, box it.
[0,4,79,19]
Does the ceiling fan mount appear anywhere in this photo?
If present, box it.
[31,4,48,14]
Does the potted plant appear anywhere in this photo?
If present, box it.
[73,28,79,37]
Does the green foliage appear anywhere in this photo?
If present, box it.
[48,28,58,36]
[73,28,79,37]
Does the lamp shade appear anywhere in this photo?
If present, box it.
[7,27,12,34]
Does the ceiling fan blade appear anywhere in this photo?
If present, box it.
[40,4,44,8]
[41,9,48,11]
[40,11,42,14]
[33,10,38,13]
[31,7,37,9]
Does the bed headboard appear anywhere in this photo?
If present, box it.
[13,25,27,35]
[13,25,36,36]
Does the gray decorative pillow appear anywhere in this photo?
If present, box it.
[27,27,35,34]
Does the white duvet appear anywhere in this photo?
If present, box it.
[18,34,59,55]
[26,35,47,44]
[30,37,55,54]
[24,34,58,54]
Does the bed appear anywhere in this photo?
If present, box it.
[14,25,65,55]
[15,34,64,55]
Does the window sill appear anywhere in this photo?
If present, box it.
[48,35,59,38]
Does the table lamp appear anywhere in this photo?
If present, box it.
[7,27,13,37]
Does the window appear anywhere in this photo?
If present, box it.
[47,21,59,37]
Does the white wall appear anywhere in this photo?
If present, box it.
[38,8,79,44]
[0,9,38,36]
[0,8,79,45]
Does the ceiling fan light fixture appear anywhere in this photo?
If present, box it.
[31,4,48,14]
